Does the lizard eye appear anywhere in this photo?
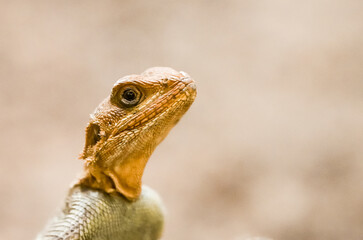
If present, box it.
[120,86,142,107]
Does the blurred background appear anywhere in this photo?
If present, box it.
[1,0,362,239]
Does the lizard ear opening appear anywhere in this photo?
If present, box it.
[86,123,101,146]
[80,123,101,159]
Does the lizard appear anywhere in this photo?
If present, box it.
[36,67,197,240]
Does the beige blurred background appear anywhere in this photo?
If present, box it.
[1,0,363,239]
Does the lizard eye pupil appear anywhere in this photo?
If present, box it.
[123,90,136,101]
[120,87,142,107]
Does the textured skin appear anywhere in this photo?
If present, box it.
[37,67,196,239]
[37,186,164,240]
[79,67,196,200]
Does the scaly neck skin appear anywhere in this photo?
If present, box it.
[78,67,196,201]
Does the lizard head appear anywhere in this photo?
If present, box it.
[79,67,196,200]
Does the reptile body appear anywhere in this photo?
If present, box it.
[37,186,164,240]
[37,67,196,240]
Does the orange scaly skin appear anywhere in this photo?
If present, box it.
[78,67,196,200]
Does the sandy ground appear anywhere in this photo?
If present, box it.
[1,1,363,239]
